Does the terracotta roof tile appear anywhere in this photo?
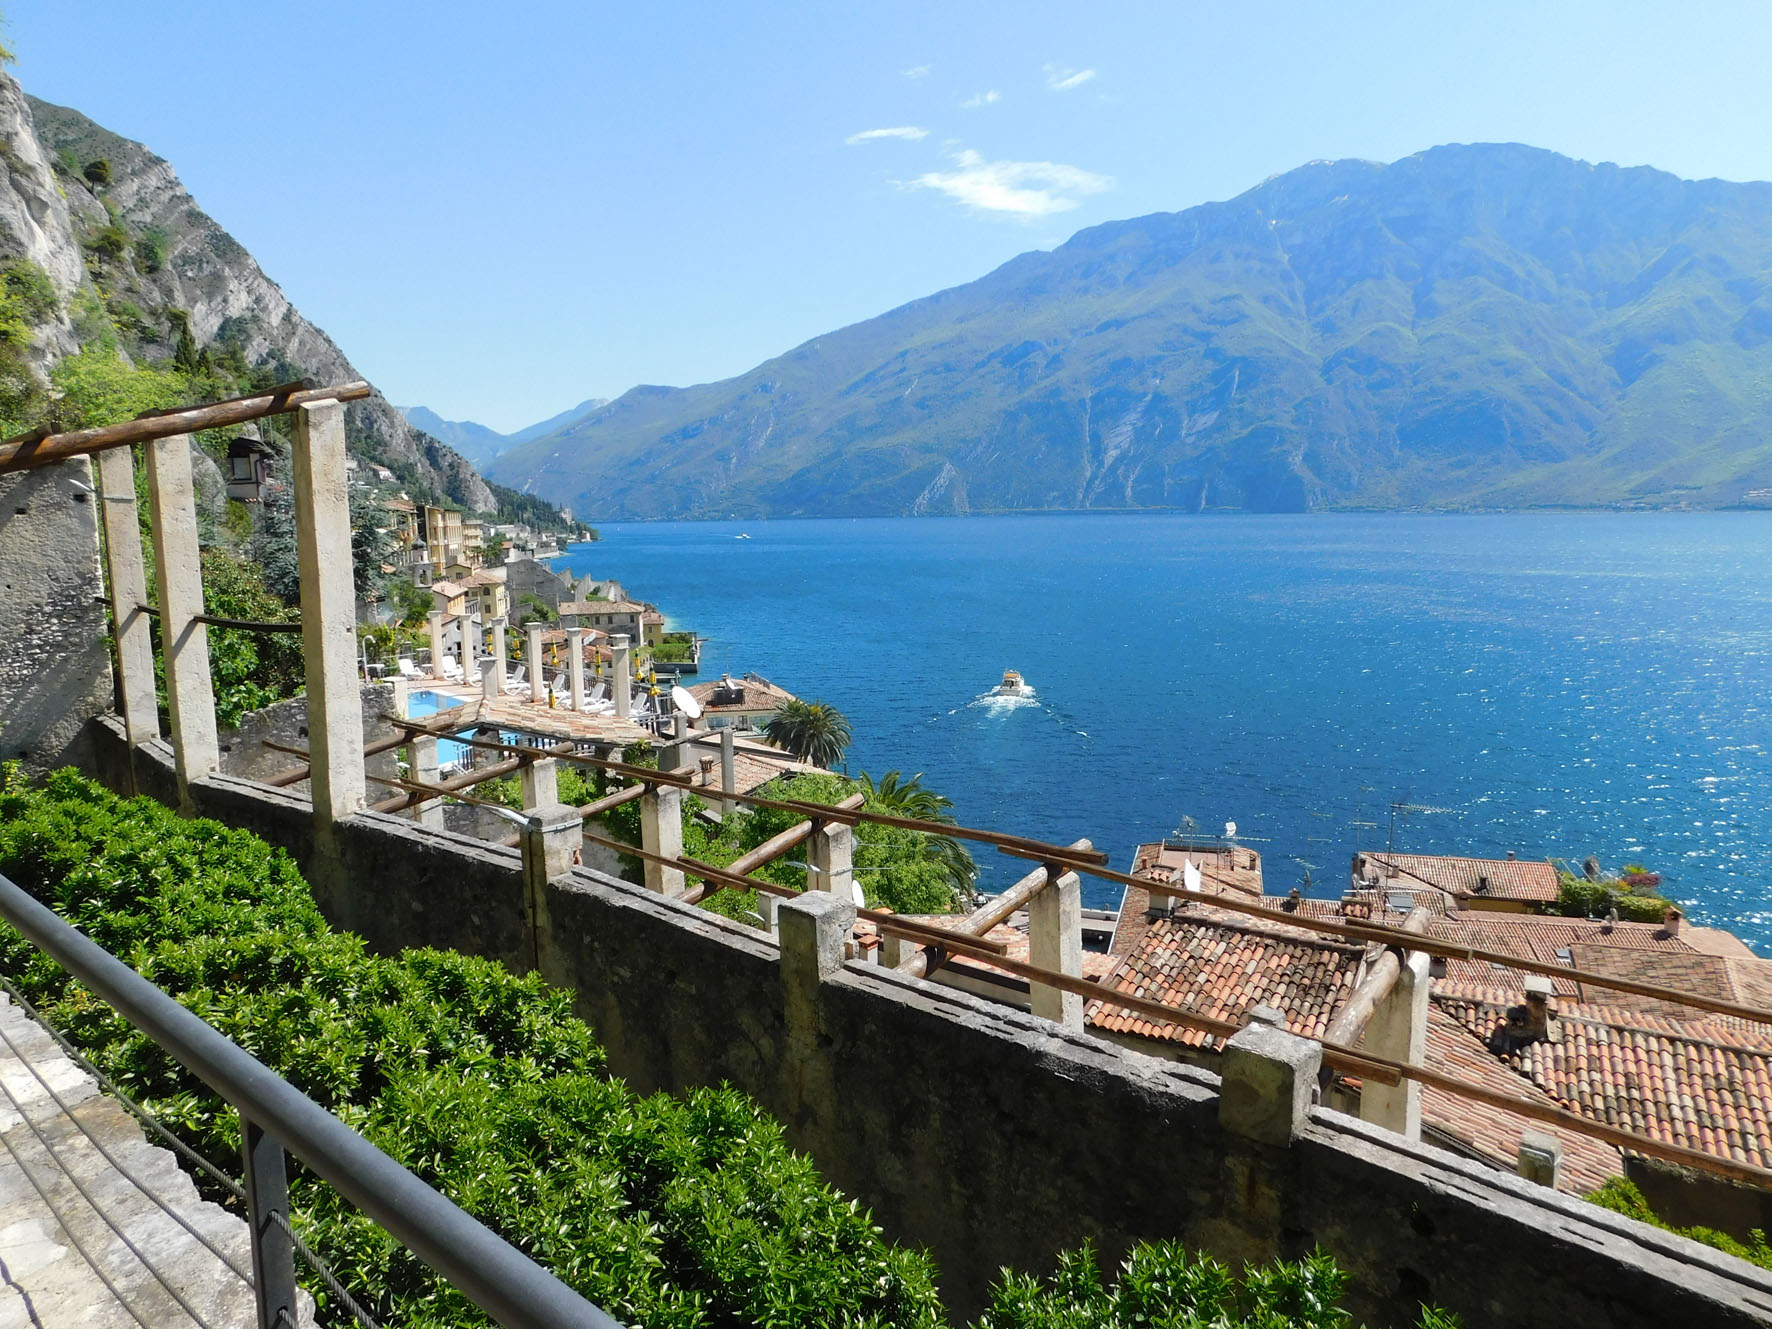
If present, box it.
[1087,914,1364,1050]
[1357,852,1559,903]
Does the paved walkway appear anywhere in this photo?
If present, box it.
[0,994,263,1328]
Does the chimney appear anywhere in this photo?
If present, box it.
[1522,975,1554,1040]
[1283,887,1301,912]
[1505,850,1516,861]
[1663,906,1682,939]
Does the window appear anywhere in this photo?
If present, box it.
[230,455,254,481]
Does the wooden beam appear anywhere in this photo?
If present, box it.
[0,380,373,473]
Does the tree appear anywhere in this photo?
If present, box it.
[349,486,397,603]
[763,699,852,768]
[248,480,300,603]
[859,770,976,901]
[82,158,111,186]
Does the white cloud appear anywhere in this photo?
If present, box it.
[845,126,930,145]
[906,148,1113,218]
[960,89,1001,109]
[902,64,931,78]
[1043,64,1096,92]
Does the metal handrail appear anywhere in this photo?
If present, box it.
[0,871,620,1329]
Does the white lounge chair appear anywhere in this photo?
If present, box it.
[397,657,423,680]
[438,657,465,683]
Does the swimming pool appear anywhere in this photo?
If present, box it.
[407,689,472,767]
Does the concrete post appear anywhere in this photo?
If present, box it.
[481,658,498,699]
[1359,948,1431,1140]
[427,610,445,678]
[526,622,544,704]
[612,634,632,718]
[566,627,586,711]
[806,819,855,900]
[407,734,444,829]
[144,432,218,810]
[779,891,854,1017]
[720,727,735,812]
[1028,867,1084,1031]
[291,400,366,831]
[1518,1130,1562,1188]
[1219,1008,1321,1146]
[488,617,507,694]
[520,755,559,811]
[518,801,581,977]
[756,890,781,936]
[390,674,409,720]
[639,781,684,895]
[96,446,159,757]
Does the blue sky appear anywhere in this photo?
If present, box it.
[11,2,1772,432]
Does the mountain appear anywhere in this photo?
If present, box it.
[488,144,1772,517]
[23,95,494,510]
[399,397,608,470]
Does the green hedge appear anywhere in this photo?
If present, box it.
[1587,1178,1772,1272]
[0,767,1450,1329]
[0,767,943,1328]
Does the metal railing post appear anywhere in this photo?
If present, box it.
[242,1114,298,1329]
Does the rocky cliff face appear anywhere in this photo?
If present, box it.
[21,90,492,510]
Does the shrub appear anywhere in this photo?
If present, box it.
[83,158,112,186]
[0,766,945,1328]
[1588,1178,1772,1272]
[134,231,166,274]
[84,222,129,262]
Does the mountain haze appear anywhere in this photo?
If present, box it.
[490,144,1772,517]
[400,397,609,470]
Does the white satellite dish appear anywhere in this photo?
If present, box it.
[1224,820,1238,839]
[851,879,867,908]
[670,685,703,720]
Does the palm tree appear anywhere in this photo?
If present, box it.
[763,699,852,768]
[859,770,977,903]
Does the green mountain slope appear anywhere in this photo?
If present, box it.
[489,143,1772,517]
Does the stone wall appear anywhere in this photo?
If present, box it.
[218,684,401,792]
[0,460,111,775]
[87,718,1772,1327]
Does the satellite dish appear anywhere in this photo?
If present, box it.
[851,879,866,908]
[671,685,703,719]
[1224,820,1238,839]
[1183,858,1203,893]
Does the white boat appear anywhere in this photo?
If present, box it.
[998,669,1035,698]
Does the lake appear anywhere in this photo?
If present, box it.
[555,513,1772,951]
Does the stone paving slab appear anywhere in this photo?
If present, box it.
[0,993,270,1328]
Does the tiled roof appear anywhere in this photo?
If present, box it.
[562,600,645,616]
[1087,914,1364,1050]
[1425,913,1694,998]
[431,580,468,598]
[1132,842,1264,896]
[1417,1004,1624,1194]
[1435,993,1772,1169]
[686,674,799,713]
[1357,852,1559,903]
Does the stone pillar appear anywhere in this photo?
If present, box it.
[144,432,218,810]
[612,634,632,719]
[806,819,855,900]
[96,446,159,757]
[481,658,498,699]
[407,734,444,829]
[756,890,781,936]
[1518,1130,1562,1188]
[520,755,559,811]
[291,400,366,831]
[427,610,445,678]
[779,891,854,1024]
[566,627,586,711]
[1219,1007,1321,1146]
[526,622,544,704]
[1359,948,1431,1139]
[390,674,409,720]
[488,617,507,694]
[1028,867,1084,1030]
[640,781,684,895]
[720,727,735,812]
[518,801,581,978]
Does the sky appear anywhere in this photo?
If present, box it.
[11,2,1772,433]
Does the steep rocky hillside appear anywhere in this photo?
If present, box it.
[21,92,492,509]
[489,144,1772,517]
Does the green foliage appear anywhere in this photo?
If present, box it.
[1551,867,1671,924]
[0,767,947,1329]
[515,592,557,626]
[349,486,398,603]
[249,478,301,603]
[84,222,130,264]
[485,479,575,532]
[1588,1179,1772,1271]
[134,229,167,274]
[976,1241,1450,1329]
[192,550,305,728]
[763,699,852,769]
[82,157,111,186]
[50,342,187,427]
[388,576,434,625]
[0,259,58,435]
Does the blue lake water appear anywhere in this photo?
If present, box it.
[555,514,1772,952]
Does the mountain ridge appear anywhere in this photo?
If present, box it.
[488,142,1772,518]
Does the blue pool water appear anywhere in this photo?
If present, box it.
[555,514,1772,951]
[407,688,472,767]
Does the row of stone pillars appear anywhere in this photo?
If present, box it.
[423,609,636,717]
[100,401,368,850]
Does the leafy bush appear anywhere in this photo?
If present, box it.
[82,158,112,186]
[977,1242,1455,1329]
[134,229,168,274]
[1588,1178,1772,1271]
[0,767,946,1328]
[84,221,130,263]
[1552,869,1670,924]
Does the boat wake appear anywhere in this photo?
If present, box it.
[930,688,1090,739]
